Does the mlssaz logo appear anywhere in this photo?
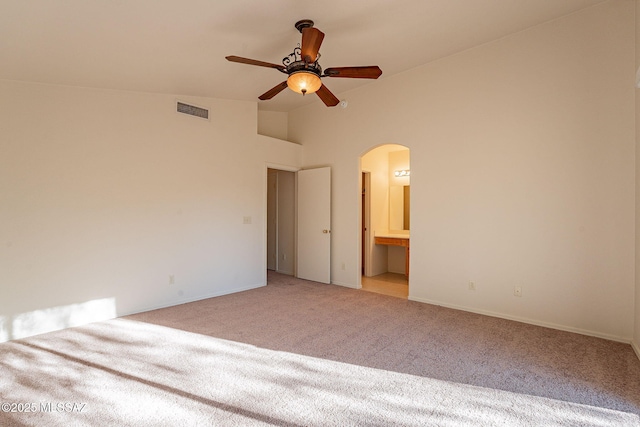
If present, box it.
[40,402,87,413]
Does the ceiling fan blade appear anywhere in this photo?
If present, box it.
[316,84,340,107]
[258,81,289,100]
[301,27,325,63]
[324,66,382,79]
[226,55,285,72]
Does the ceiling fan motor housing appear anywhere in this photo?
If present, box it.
[286,60,322,77]
[294,19,315,33]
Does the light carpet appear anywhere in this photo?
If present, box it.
[1,271,639,426]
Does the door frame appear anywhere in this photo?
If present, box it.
[361,171,372,279]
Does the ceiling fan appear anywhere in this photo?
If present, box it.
[226,19,382,107]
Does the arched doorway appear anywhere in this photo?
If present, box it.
[360,144,410,298]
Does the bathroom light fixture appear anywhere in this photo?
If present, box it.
[394,170,410,177]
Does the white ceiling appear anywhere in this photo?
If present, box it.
[0,0,605,112]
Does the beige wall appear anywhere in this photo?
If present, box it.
[291,0,636,341]
[1,0,637,347]
[0,80,302,341]
[258,110,288,141]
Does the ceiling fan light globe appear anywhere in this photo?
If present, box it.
[287,71,322,95]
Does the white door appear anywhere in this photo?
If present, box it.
[297,167,331,283]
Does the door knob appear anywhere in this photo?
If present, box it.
[322,229,330,234]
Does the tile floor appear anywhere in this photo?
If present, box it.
[360,272,408,298]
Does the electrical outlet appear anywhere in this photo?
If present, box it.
[468,281,476,291]
[514,286,522,297]
[169,275,175,285]
[243,216,252,224]
[341,262,346,270]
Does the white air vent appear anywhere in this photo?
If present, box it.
[177,101,209,120]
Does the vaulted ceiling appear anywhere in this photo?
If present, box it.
[0,0,605,112]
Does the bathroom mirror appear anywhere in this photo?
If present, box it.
[389,185,410,231]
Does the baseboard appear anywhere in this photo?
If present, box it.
[632,340,640,362]
[1,283,267,343]
[409,296,631,344]
[126,283,266,317]
[331,280,359,289]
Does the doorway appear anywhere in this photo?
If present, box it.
[266,168,296,275]
[265,165,332,284]
[360,144,410,298]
